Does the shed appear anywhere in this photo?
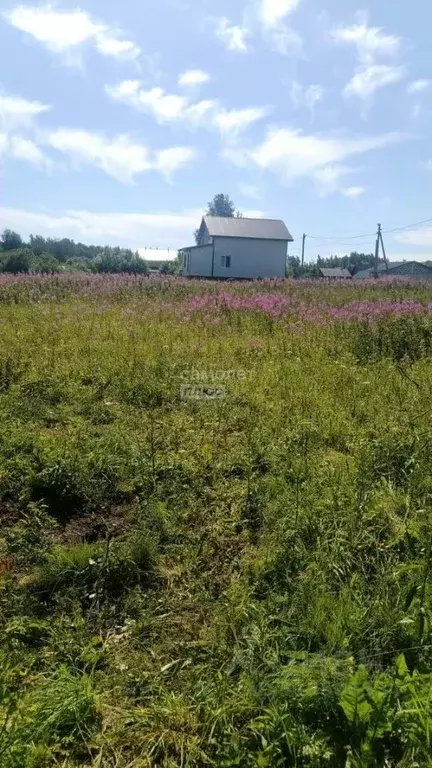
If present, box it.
[319,268,352,279]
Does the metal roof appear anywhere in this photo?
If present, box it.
[203,216,293,241]
[319,268,352,278]
[353,262,429,279]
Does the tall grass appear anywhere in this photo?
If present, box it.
[0,275,432,765]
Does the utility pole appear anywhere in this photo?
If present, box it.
[379,228,388,272]
[374,223,381,278]
[301,233,306,269]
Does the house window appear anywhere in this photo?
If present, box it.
[221,255,231,268]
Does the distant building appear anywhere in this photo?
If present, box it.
[319,268,352,279]
[138,248,175,263]
[353,261,432,280]
[179,215,294,279]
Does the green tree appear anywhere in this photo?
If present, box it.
[29,234,47,256]
[31,253,60,274]
[286,255,301,277]
[0,229,23,252]
[194,193,239,243]
[160,261,176,275]
[207,193,236,218]
[95,251,148,275]
[1,248,32,273]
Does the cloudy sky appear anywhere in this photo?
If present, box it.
[1,0,432,260]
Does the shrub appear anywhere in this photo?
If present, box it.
[1,248,32,274]
[24,534,156,601]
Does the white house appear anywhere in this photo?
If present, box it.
[179,215,294,279]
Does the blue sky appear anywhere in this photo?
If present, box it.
[1,0,432,260]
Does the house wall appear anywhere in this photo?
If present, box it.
[181,245,213,277]
[213,237,287,279]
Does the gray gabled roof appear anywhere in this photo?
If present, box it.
[319,268,352,278]
[353,262,420,279]
[203,216,293,241]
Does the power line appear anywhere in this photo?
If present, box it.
[309,243,376,251]
[307,231,376,242]
[316,242,375,249]
[382,216,432,234]
[306,214,432,243]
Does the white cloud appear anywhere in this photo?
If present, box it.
[407,79,430,94]
[238,183,262,200]
[332,18,404,101]
[344,64,405,99]
[304,84,324,114]
[107,81,215,125]
[4,4,101,51]
[185,100,216,123]
[396,227,432,247]
[0,94,50,131]
[0,134,50,168]
[313,164,354,196]
[259,0,301,28]
[3,4,141,64]
[291,82,324,118]
[242,209,265,218]
[215,17,250,53]
[107,80,268,137]
[9,136,49,167]
[47,129,196,183]
[214,3,302,57]
[178,70,210,87]
[0,206,203,249]
[331,21,401,65]
[108,83,189,122]
[225,126,406,195]
[341,185,367,199]
[0,93,51,168]
[96,37,140,60]
[154,147,197,177]
[256,0,303,56]
[214,106,270,137]
[267,25,303,56]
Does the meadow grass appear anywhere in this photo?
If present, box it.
[1,275,432,766]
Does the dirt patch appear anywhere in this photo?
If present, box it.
[56,505,135,546]
[0,501,23,529]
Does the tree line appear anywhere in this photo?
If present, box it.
[0,229,159,275]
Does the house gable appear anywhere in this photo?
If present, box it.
[197,218,211,246]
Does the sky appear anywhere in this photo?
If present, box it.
[1,0,432,261]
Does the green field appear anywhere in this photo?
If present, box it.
[1,274,432,767]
